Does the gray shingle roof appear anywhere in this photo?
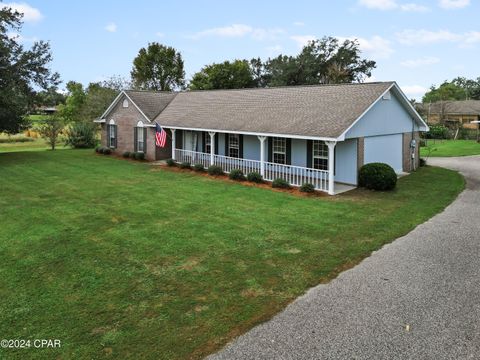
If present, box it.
[153,82,394,138]
[124,90,176,121]
[421,100,480,116]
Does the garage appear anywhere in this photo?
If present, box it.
[364,134,403,173]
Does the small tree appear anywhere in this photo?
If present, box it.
[36,116,64,150]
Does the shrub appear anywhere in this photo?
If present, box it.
[166,158,176,167]
[272,178,291,189]
[122,151,130,158]
[65,122,97,148]
[103,148,111,155]
[207,165,223,176]
[135,152,145,160]
[300,183,315,193]
[419,158,427,167]
[0,137,34,143]
[180,161,191,169]
[229,169,245,181]
[425,124,449,139]
[193,163,205,171]
[358,162,397,191]
[95,146,102,153]
[246,172,263,183]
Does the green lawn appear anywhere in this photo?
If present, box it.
[421,139,480,157]
[0,150,464,360]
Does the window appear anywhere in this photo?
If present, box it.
[205,132,211,153]
[228,134,239,158]
[137,121,144,153]
[123,99,129,108]
[312,140,328,170]
[108,119,116,148]
[272,137,286,164]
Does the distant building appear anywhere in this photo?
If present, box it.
[421,100,480,129]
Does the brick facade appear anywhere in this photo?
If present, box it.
[402,131,420,172]
[100,95,163,161]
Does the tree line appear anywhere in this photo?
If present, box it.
[1,4,378,135]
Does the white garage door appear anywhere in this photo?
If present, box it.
[364,134,403,173]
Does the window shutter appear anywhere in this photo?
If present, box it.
[202,132,206,152]
[134,127,138,152]
[106,124,111,147]
[214,133,219,154]
[267,137,272,162]
[224,133,229,156]
[114,125,117,148]
[286,138,291,165]
[306,140,312,168]
[239,134,244,158]
[175,129,183,149]
[143,127,147,154]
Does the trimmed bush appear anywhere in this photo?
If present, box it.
[95,146,102,153]
[193,163,205,172]
[300,183,315,193]
[166,159,176,167]
[229,169,245,181]
[246,172,263,183]
[0,137,34,143]
[358,162,397,191]
[180,161,191,169]
[272,178,291,189]
[135,152,145,160]
[207,165,223,176]
[103,148,111,155]
[130,152,137,159]
[122,151,130,158]
[419,158,426,167]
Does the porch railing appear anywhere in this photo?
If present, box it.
[173,149,329,193]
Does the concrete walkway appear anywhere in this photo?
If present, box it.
[208,156,480,360]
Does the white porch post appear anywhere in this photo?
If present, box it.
[171,129,176,160]
[209,132,216,165]
[325,141,337,195]
[257,136,266,177]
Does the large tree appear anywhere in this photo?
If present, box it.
[0,6,59,133]
[264,37,376,86]
[189,60,257,90]
[131,43,185,91]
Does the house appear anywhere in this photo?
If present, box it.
[421,100,480,129]
[95,82,428,194]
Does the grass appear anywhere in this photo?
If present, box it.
[0,150,464,360]
[421,139,480,157]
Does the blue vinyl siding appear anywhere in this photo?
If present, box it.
[334,139,358,185]
[291,139,307,167]
[364,134,403,173]
[345,91,418,139]
[243,135,260,160]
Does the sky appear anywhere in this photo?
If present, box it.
[4,0,480,99]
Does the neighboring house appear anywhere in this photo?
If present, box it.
[421,100,480,129]
[95,82,428,194]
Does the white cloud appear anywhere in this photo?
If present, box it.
[290,34,316,47]
[358,0,429,11]
[338,35,394,59]
[438,0,470,9]
[7,31,37,42]
[156,32,165,38]
[293,21,305,26]
[401,84,428,97]
[400,56,440,67]
[105,22,117,33]
[3,2,43,23]
[396,29,480,47]
[188,24,284,41]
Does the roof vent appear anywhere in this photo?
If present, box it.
[123,99,129,108]
[383,91,391,100]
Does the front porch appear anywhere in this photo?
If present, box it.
[168,129,347,195]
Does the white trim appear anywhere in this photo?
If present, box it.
[108,119,115,125]
[98,91,152,124]
[163,125,338,142]
[337,82,429,141]
[136,120,144,127]
[93,118,105,123]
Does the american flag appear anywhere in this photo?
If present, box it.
[155,123,167,148]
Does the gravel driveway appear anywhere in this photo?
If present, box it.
[208,156,480,360]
